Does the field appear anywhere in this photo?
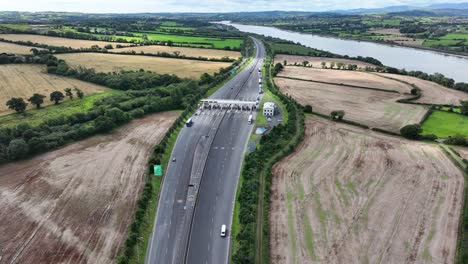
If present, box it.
[56,53,232,79]
[270,117,464,264]
[0,34,131,49]
[0,41,44,54]
[453,146,468,160]
[368,28,401,35]
[274,55,377,69]
[277,66,410,93]
[0,64,110,115]
[0,112,178,264]
[422,110,468,138]
[376,73,468,105]
[0,91,121,128]
[110,45,240,59]
[275,77,428,132]
[270,43,325,56]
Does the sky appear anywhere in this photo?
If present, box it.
[1,0,467,13]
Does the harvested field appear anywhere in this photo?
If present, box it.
[0,41,44,54]
[453,146,468,160]
[377,73,468,105]
[111,45,240,59]
[0,34,131,49]
[0,112,178,264]
[384,37,423,46]
[274,55,377,69]
[57,53,231,79]
[278,67,411,93]
[0,64,109,115]
[368,28,402,35]
[275,77,428,132]
[270,117,464,264]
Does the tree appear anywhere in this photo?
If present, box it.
[400,124,422,139]
[461,100,468,116]
[274,63,284,75]
[64,88,73,100]
[173,51,181,57]
[28,93,46,109]
[30,48,39,55]
[321,62,326,69]
[410,88,419,96]
[7,139,29,160]
[304,105,313,113]
[337,62,345,69]
[200,73,213,85]
[331,110,345,120]
[283,60,287,66]
[74,88,84,99]
[6,98,27,113]
[50,91,65,105]
[302,61,309,67]
[330,62,336,69]
[104,44,113,49]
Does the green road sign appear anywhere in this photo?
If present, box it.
[154,165,162,176]
[231,69,236,75]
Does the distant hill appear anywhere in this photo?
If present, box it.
[333,2,468,14]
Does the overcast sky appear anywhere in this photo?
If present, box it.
[1,0,466,13]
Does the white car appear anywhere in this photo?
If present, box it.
[220,224,227,237]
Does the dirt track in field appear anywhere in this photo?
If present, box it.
[0,34,131,49]
[275,77,428,133]
[111,45,241,59]
[274,55,377,69]
[376,73,468,105]
[278,67,411,93]
[0,64,109,115]
[0,112,178,264]
[270,117,464,264]
[57,53,231,79]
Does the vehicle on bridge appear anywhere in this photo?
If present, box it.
[248,115,253,124]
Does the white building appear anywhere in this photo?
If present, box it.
[263,102,275,117]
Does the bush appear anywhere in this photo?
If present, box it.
[7,139,29,160]
[400,124,422,139]
[304,105,313,113]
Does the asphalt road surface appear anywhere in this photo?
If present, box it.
[145,38,265,264]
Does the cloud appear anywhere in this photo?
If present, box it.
[1,0,467,13]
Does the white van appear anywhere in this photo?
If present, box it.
[220,224,227,237]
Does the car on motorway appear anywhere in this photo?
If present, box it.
[172,158,176,162]
[220,224,227,237]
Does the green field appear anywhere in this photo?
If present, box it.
[0,91,121,128]
[0,23,31,31]
[422,110,468,138]
[270,43,324,56]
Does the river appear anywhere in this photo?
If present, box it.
[226,22,468,83]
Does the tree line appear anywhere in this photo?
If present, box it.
[6,88,84,113]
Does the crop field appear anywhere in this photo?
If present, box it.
[0,112,178,264]
[275,78,427,132]
[0,41,44,54]
[274,55,377,69]
[376,73,468,105]
[56,53,232,79]
[270,117,464,264]
[368,28,401,35]
[277,66,410,93]
[422,110,468,138]
[111,45,240,59]
[0,64,110,115]
[0,34,131,49]
[130,32,243,49]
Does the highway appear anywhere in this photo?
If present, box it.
[145,38,265,264]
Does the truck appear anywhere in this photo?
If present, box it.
[258,78,262,84]
[186,118,193,127]
[248,115,253,124]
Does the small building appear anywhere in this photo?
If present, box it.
[263,102,275,117]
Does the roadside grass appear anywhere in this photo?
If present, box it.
[0,91,121,128]
[422,110,468,138]
[130,110,183,264]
